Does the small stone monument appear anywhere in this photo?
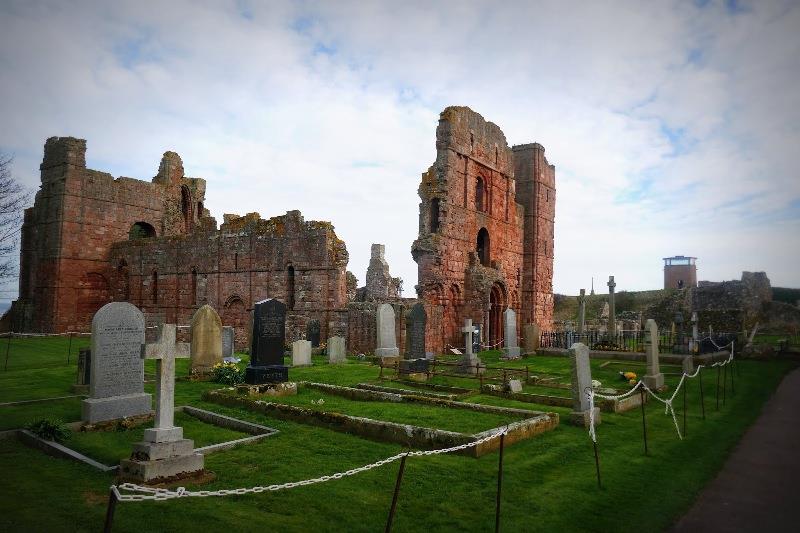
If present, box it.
[577,289,586,334]
[643,319,665,390]
[569,342,601,427]
[292,339,312,366]
[405,303,426,359]
[607,276,617,338]
[523,323,540,354]
[81,302,152,424]
[508,379,523,393]
[327,336,346,363]
[682,355,694,375]
[119,324,203,483]
[246,299,289,384]
[502,308,520,359]
[375,303,399,357]
[458,318,481,374]
[222,326,235,358]
[190,304,223,374]
[306,320,321,348]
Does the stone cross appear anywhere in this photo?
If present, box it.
[459,318,482,373]
[462,319,475,358]
[607,276,617,338]
[142,324,190,443]
[642,319,664,390]
[568,342,600,427]
[577,289,586,334]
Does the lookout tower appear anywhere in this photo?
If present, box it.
[663,256,697,289]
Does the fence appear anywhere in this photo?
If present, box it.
[1,332,91,372]
[540,330,738,355]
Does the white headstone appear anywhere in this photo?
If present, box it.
[569,342,600,427]
[508,379,523,393]
[503,308,521,359]
[327,336,346,363]
[81,302,152,424]
[643,319,665,390]
[222,326,235,358]
[292,339,312,366]
[375,304,399,357]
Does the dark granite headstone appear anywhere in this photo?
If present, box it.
[246,299,289,384]
[399,358,430,374]
[306,320,321,347]
[405,303,426,359]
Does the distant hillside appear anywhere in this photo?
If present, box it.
[773,287,800,306]
[554,289,675,322]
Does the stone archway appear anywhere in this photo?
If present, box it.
[489,283,506,348]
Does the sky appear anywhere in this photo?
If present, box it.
[0,0,798,306]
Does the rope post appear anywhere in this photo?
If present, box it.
[495,432,505,533]
[3,334,11,372]
[716,365,721,411]
[639,387,649,456]
[479,372,484,391]
[525,365,529,381]
[66,332,73,365]
[699,368,706,420]
[683,376,687,437]
[722,363,727,407]
[385,453,408,533]
[379,362,384,379]
[103,488,119,533]
[730,360,736,395]
[592,439,602,489]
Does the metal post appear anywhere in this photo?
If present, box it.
[103,488,119,533]
[385,453,408,533]
[379,362,384,379]
[639,387,648,456]
[730,360,736,395]
[495,433,505,533]
[525,365,529,381]
[592,440,602,489]
[66,333,73,365]
[716,366,721,411]
[722,364,727,407]
[3,334,11,372]
[699,368,706,420]
[683,377,687,437]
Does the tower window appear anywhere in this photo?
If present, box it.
[477,228,490,266]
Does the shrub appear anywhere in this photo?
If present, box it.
[25,418,71,443]
[212,361,244,385]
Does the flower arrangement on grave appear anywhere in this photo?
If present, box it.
[25,417,70,443]
[619,371,637,385]
[591,379,602,389]
[211,361,244,385]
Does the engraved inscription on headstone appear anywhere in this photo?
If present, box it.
[405,303,426,359]
[246,298,289,384]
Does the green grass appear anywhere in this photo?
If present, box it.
[0,334,90,371]
[0,336,795,532]
[67,412,248,465]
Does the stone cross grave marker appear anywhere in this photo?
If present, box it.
[246,298,289,384]
[81,302,152,424]
[569,342,600,427]
[578,289,586,334]
[643,319,665,390]
[292,339,312,366]
[405,303,426,359]
[458,318,480,371]
[306,319,321,348]
[190,304,222,374]
[327,336,346,363]
[607,276,617,338]
[222,326,235,359]
[375,303,399,357]
[503,308,521,359]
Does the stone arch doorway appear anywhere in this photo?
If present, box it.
[488,283,506,348]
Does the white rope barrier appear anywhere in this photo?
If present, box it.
[112,428,507,503]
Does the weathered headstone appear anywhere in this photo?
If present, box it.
[523,323,540,354]
[190,304,223,374]
[245,298,289,384]
[508,379,523,393]
[119,323,203,482]
[682,355,694,375]
[569,342,601,427]
[458,318,481,373]
[306,320,321,348]
[643,319,665,390]
[405,303,426,359]
[577,289,586,334]
[327,336,346,363]
[222,326,235,358]
[81,302,152,424]
[503,308,521,359]
[292,339,312,366]
[607,276,617,338]
[375,303,399,357]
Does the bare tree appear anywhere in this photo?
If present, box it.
[0,153,31,282]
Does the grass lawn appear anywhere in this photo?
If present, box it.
[0,337,795,532]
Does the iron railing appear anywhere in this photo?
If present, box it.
[540,330,738,355]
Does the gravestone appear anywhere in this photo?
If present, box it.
[375,304,399,357]
[81,302,152,424]
[473,323,482,354]
[292,340,312,366]
[245,299,289,384]
[682,355,694,375]
[568,342,601,427]
[523,323,540,354]
[119,323,203,482]
[405,303,426,359]
[458,318,482,373]
[327,336,346,363]
[577,289,586,334]
[306,320,321,348]
[607,276,617,338]
[508,379,523,393]
[222,326,235,358]
[190,304,223,374]
[643,319,665,390]
[503,308,520,359]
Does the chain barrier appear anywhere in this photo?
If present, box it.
[112,428,507,503]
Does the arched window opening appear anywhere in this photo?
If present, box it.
[151,270,158,304]
[476,177,485,212]
[129,222,156,240]
[191,268,198,305]
[430,198,440,233]
[477,228,490,267]
[181,186,192,233]
[287,265,296,310]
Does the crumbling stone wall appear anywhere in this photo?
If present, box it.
[356,244,402,301]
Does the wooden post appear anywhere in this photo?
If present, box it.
[3,334,11,372]
[699,368,706,420]
[593,440,602,489]
[495,433,505,533]
[639,387,648,456]
[683,377,687,437]
[730,360,736,395]
[716,365,721,411]
[103,488,119,533]
[66,332,73,365]
[385,453,408,533]
[722,363,727,407]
